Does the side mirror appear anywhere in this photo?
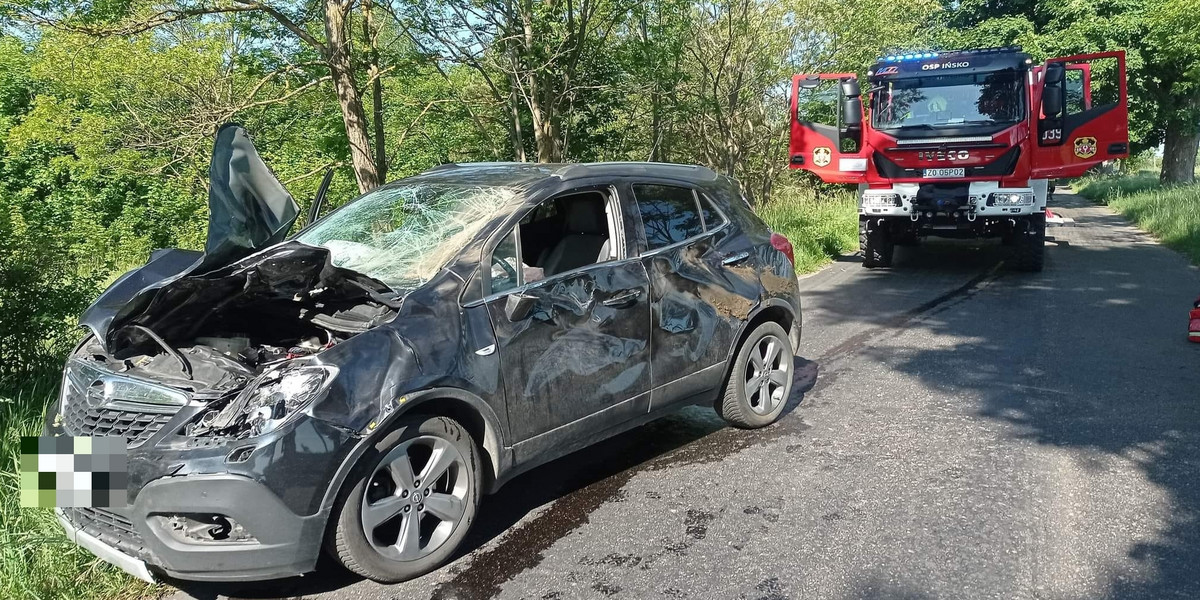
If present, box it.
[840,78,861,98]
[843,97,863,128]
[1042,63,1065,118]
[504,293,537,322]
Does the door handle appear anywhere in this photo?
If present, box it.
[601,289,642,308]
[722,251,751,265]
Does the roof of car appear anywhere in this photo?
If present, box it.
[413,161,721,188]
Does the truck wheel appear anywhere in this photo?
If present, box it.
[717,321,793,429]
[1014,214,1046,272]
[860,221,894,268]
[328,415,481,583]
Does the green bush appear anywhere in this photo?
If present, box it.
[756,183,859,273]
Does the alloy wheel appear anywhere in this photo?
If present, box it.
[744,334,790,415]
[360,435,469,561]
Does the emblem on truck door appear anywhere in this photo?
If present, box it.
[1073,136,1097,159]
[813,147,832,167]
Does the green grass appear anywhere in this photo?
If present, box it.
[1075,173,1200,264]
[757,184,859,273]
[0,377,160,600]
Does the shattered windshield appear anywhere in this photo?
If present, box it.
[872,70,1024,129]
[295,183,518,289]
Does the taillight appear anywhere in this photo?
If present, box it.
[770,232,794,265]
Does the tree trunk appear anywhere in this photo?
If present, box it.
[507,75,527,162]
[362,0,388,183]
[1161,117,1199,185]
[324,0,379,193]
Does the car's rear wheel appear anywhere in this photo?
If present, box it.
[328,415,480,583]
[716,321,793,428]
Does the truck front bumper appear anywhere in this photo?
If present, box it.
[57,473,328,583]
[859,183,1042,218]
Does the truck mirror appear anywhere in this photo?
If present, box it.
[798,75,821,90]
[1042,63,1066,118]
[843,97,863,128]
[840,78,861,98]
[1044,62,1065,85]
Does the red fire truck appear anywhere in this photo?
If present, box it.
[789,47,1129,271]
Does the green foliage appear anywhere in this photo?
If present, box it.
[756,180,859,274]
[1076,174,1200,263]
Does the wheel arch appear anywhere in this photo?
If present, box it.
[319,387,507,516]
[717,300,798,399]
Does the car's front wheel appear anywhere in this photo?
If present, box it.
[717,321,794,428]
[328,415,481,583]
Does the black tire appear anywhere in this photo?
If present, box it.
[717,321,794,429]
[1014,214,1046,272]
[860,221,894,268]
[327,415,481,583]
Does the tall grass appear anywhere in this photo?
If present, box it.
[0,376,158,600]
[1076,173,1200,264]
[757,184,859,273]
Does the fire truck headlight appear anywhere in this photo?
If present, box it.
[862,193,901,208]
[987,192,1034,207]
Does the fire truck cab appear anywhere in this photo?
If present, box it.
[789,47,1129,271]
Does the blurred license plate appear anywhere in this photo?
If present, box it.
[923,168,965,178]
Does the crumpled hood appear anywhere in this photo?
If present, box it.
[80,123,300,353]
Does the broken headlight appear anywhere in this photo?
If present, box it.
[188,364,338,438]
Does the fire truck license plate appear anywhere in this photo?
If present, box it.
[923,168,965,178]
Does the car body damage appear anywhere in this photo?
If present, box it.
[51,153,803,584]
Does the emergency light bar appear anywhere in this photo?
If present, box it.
[876,46,1023,63]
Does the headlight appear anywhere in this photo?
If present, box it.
[188,364,337,438]
[987,192,1034,207]
[862,193,901,208]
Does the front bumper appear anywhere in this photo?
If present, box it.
[58,473,329,582]
[859,183,1041,218]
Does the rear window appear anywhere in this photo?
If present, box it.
[633,184,704,250]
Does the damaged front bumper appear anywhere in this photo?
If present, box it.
[57,471,331,583]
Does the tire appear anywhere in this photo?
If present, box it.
[1014,214,1046,272]
[717,321,794,429]
[860,220,894,268]
[328,415,481,583]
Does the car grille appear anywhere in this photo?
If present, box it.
[62,399,175,448]
[65,507,149,560]
[60,359,187,448]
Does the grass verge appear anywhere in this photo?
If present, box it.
[757,184,859,273]
[1075,173,1200,264]
[0,377,159,600]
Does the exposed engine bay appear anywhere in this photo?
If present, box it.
[68,125,399,441]
[71,242,399,440]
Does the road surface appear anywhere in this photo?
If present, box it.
[172,192,1200,600]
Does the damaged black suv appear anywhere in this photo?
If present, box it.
[50,125,802,584]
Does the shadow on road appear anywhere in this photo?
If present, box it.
[169,357,822,600]
[803,208,1200,599]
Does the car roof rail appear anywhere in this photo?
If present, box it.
[553,162,719,181]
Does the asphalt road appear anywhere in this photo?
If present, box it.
[172,192,1200,600]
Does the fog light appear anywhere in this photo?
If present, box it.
[157,513,257,543]
[987,192,1034,207]
[861,193,901,208]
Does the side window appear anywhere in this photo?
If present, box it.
[633,184,704,250]
[698,194,726,231]
[489,227,521,295]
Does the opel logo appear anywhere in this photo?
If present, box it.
[86,379,108,408]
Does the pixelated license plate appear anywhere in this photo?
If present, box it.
[19,437,128,508]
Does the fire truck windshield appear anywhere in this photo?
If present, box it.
[871,70,1024,131]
